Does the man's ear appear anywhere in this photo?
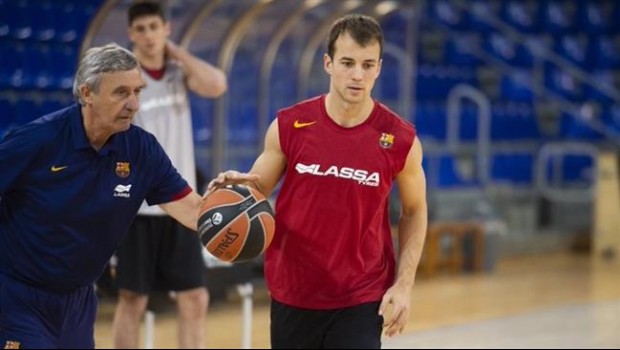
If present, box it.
[80,85,93,105]
[323,53,332,75]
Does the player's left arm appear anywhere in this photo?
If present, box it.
[160,191,204,231]
[379,136,428,338]
[166,40,228,98]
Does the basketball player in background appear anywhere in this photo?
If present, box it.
[208,14,428,349]
[111,2,227,349]
[0,43,208,349]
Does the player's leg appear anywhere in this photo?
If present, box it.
[322,301,383,349]
[112,216,159,348]
[159,218,208,349]
[176,287,209,348]
[112,290,150,348]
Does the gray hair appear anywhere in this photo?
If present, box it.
[72,43,139,105]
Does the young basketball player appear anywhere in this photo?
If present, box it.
[111,2,227,348]
[208,14,428,349]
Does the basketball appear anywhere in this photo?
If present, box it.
[198,184,275,263]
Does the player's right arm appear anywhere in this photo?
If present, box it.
[207,119,286,197]
[248,119,286,196]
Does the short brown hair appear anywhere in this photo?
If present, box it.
[326,14,384,59]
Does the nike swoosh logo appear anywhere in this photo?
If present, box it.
[51,165,69,172]
[293,120,317,129]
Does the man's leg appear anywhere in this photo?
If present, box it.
[112,290,149,349]
[176,287,209,349]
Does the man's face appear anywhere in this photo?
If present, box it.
[82,69,145,133]
[128,15,170,57]
[324,32,382,104]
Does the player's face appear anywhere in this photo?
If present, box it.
[324,32,382,105]
[128,15,170,57]
[84,69,145,133]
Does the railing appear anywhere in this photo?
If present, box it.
[535,142,599,203]
[446,84,492,186]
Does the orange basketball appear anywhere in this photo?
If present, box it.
[198,184,275,263]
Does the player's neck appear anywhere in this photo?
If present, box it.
[324,93,374,128]
[134,50,165,70]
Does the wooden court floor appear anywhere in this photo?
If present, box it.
[92,251,620,348]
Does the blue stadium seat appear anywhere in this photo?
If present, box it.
[587,36,620,69]
[490,104,510,141]
[582,70,616,104]
[491,153,534,185]
[189,94,214,145]
[0,42,17,88]
[379,56,399,100]
[458,104,479,141]
[500,0,540,33]
[31,44,55,90]
[544,65,582,101]
[7,0,32,40]
[32,1,56,42]
[437,154,480,188]
[559,112,605,140]
[40,98,65,116]
[225,154,257,173]
[483,33,533,67]
[554,35,588,68]
[7,44,36,89]
[414,102,447,142]
[600,104,620,133]
[0,0,9,40]
[54,3,79,43]
[227,98,258,145]
[491,102,539,140]
[50,45,78,90]
[540,1,577,35]
[500,70,534,103]
[577,1,615,34]
[416,65,477,100]
[444,33,482,67]
[428,0,468,30]
[467,0,498,32]
[561,154,594,183]
[8,44,54,90]
[523,35,550,59]
[381,11,408,48]
[12,98,40,126]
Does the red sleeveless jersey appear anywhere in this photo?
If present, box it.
[265,95,416,309]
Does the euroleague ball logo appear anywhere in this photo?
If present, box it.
[212,212,223,225]
[198,212,223,233]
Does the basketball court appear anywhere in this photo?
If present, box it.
[92,251,620,348]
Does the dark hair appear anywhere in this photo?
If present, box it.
[326,14,383,59]
[128,1,166,26]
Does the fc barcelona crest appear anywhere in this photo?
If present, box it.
[3,341,20,349]
[115,162,131,178]
[379,133,394,149]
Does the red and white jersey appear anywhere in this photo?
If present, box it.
[265,95,416,309]
[132,62,196,216]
